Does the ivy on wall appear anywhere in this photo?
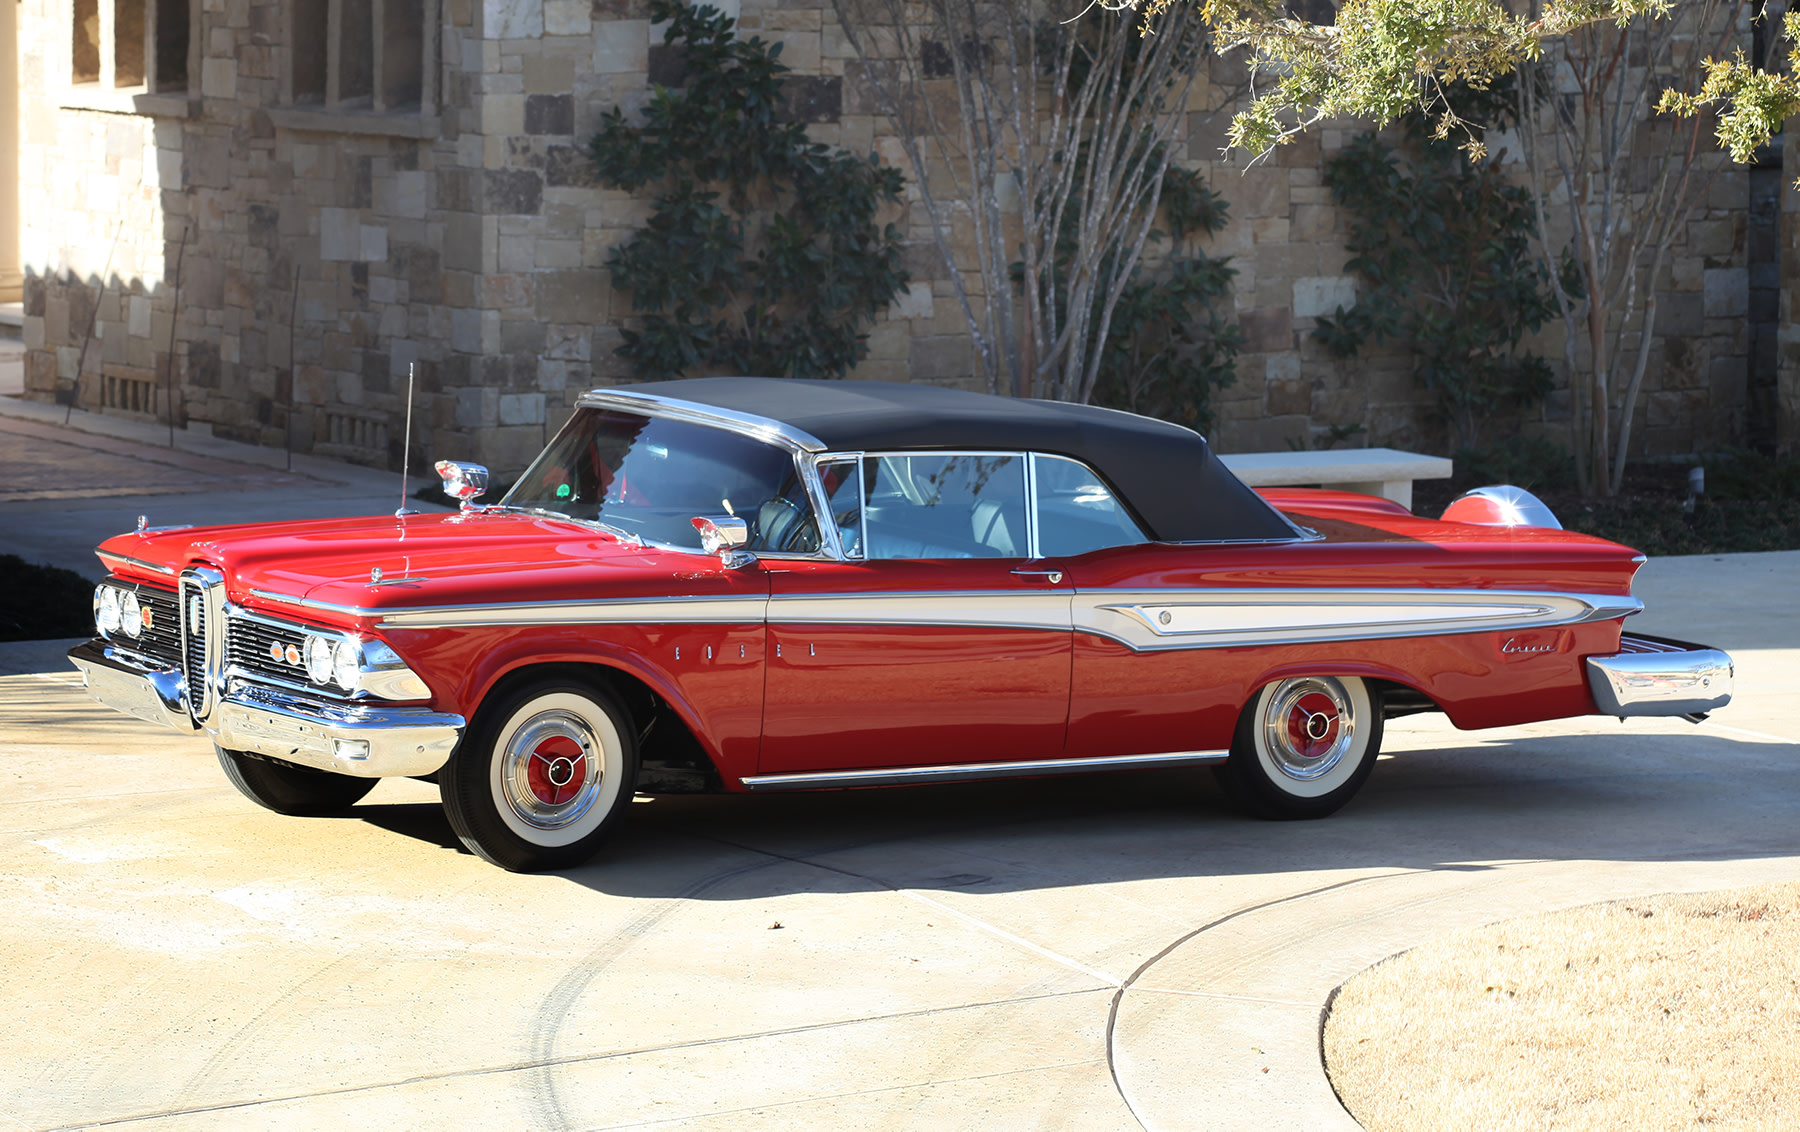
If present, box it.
[590,1,909,381]
[1314,89,1557,452]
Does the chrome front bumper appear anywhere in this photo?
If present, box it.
[69,639,465,778]
[68,639,197,732]
[1586,634,1733,719]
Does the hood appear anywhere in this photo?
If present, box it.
[97,511,731,619]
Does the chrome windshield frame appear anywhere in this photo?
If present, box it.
[527,390,841,561]
[576,387,828,454]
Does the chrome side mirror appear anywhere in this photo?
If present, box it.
[691,515,754,568]
[434,460,490,511]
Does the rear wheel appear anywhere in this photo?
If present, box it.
[1214,676,1382,820]
[216,745,377,815]
[439,679,637,872]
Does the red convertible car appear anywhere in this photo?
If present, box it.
[70,379,1733,870]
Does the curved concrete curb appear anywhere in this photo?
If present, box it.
[1109,853,1800,1130]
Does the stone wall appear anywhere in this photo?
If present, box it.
[17,7,168,413]
[15,0,1780,479]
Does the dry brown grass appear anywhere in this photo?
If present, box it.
[1324,883,1800,1131]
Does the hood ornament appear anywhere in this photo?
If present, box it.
[367,565,430,588]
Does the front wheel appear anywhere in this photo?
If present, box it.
[1214,676,1383,820]
[216,746,377,815]
[439,679,638,871]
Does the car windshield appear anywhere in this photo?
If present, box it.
[502,409,817,552]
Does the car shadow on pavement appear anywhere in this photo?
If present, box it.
[351,802,468,854]
[335,726,1797,897]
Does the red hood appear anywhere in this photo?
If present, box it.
[96,511,727,621]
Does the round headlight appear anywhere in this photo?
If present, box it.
[332,637,362,692]
[119,591,142,638]
[303,634,335,685]
[95,586,121,635]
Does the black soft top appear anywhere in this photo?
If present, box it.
[623,378,1296,543]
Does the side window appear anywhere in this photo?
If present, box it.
[860,454,1027,560]
[818,458,863,558]
[1031,454,1147,556]
[744,464,822,554]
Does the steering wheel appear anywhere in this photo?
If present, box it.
[755,496,809,552]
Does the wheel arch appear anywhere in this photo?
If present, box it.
[1237,656,1448,719]
[464,660,727,793]
[1239,658,1415,711]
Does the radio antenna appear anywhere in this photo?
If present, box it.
[396,361,418,518]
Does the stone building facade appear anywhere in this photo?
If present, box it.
[13,0,1800,474]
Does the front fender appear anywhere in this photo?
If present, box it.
[390,622,764,787]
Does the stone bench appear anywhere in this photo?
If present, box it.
[1217,447,1454,511]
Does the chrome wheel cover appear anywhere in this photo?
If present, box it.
[499,709,604,831]
[1260,676,1358,783]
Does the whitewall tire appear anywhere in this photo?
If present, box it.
[440,679,637,871]
[1215,676,1382,819]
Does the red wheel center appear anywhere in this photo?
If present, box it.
[527,734,587,806]
[1285,692,1341,759]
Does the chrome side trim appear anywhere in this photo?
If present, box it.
[577,388,829,453]
[264,584,1641,649]
[740,749,1229,791]
[377,594,771,630]
[768,590,1072,632]
[1076,588,1643,652]
[1586,634,1733,718]
[248,589,376,617]
[97,550,178,576]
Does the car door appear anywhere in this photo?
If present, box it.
[1028,454,1249,760]
[758,452,1074,773]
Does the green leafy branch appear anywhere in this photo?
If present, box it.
[1660,10,1800,164]
[1145,0,1800,167]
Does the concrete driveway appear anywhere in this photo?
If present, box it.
[0,438,1795,1128]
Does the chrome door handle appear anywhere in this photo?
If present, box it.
[1010,569,1064,584]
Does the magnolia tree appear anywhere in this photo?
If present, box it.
[1172,0,1800,495]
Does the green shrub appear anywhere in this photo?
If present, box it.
[0,555,95,642]
[590,1,908,380]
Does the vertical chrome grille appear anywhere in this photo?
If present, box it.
[179,566,225,722]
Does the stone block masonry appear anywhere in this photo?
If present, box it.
[13,0,1777,475]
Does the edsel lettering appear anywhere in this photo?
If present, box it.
[1502,637,1558,654]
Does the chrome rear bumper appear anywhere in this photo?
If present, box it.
[69,638,464,778]
[1586,634,1733,719]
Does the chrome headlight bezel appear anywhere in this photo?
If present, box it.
[302,633,335,685]
[291,627,432,702]
[119,590,142,639]
[94,585,122,636]
[331,637,362,693]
